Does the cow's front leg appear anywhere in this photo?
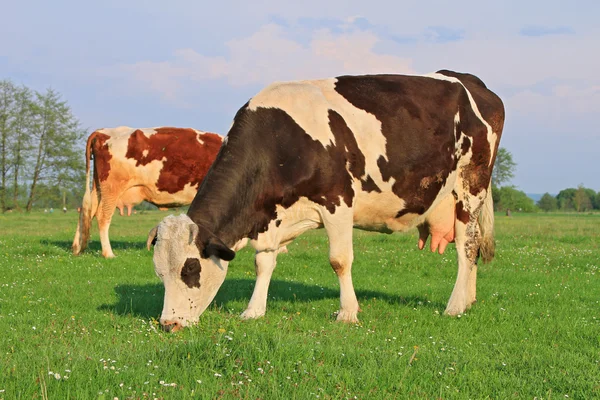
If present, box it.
[241,250,278,319]
[323,206,359,323]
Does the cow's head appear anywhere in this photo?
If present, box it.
[147,214,235,332]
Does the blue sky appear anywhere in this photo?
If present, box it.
[2,0,598,194]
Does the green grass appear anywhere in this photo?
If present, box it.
[0,211,599,399]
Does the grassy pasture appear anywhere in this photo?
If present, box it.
[0,211,599,399]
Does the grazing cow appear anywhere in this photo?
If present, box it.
[72,126,223,258]
[147,70,505,332]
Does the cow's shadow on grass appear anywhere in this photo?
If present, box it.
[99,278,443,320]
[42,239,147,253]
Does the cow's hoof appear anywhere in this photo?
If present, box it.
[444,304,466,316]
[102,252,116,259]
[240,309,265,320]
[466,298,477,309]
[278,246,289,254]
[335,310,359,323]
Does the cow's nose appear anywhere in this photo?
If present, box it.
[160,320,182,333]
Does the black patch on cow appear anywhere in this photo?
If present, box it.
[181,258,201,288]
[361,175,381,193]
[275,219,282,227]
[203,239,235,261]
[461,137,471,155]
[327,110,365,180]
[455,201,470,224]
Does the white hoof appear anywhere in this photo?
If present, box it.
[444,302,467,316]
[240,308,265,320]
[277,246,289,254]
[335,309,359,323]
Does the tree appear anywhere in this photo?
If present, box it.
[583,188,597,209]
[573,184,592,212]
[492,147,516,187]
[9,85,33,211]
[0,83,85,212]
[494,185,537,212]
[0,80,16,212]
[594,192,600,210]
[537,193,558,212]
[25,88,84,212]
[556,188,576,211]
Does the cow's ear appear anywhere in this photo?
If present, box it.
[147,226,158,250]
[188,223,199,246]
[202,237,235,261]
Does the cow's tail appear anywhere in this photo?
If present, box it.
[72,133,96,255]
[478,182,495,263]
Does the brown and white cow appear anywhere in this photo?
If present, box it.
[147,70,505,331]
[72,126,223,258]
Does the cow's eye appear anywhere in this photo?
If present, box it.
[181,258,201,288]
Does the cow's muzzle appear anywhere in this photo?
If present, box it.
[160,320,183,333]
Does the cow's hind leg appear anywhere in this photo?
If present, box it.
[323,205,359,323]
[241,250,278,319]
[96,191,119,258]
[445,193,484,315]
[72,185,99,255]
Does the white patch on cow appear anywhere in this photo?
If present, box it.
[251,197,322,252]
[142,149,149,158]
[191,129,206,145]
[98,126,133,136]
[353,190,408,232]
[248,80,337,148]
[424,73,497,165]
[148,181,200,205]
[143,127,160,137]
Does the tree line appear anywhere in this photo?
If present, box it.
[1,81,597,214]
[0,80,85,212]
[492,148,599,213]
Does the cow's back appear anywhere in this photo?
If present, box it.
[92,127,223,196]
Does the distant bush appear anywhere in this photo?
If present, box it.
[493,185,537,212]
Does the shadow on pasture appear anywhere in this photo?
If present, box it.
[99,278,440,320]
[41,239,147,254]
[98,283,164,319]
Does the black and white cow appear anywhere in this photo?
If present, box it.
[147,70,505,332]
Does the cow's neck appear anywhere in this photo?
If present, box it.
[187,135,271,248]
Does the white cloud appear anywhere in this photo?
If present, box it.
[506,83,600,134]
[106,24,413,102]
